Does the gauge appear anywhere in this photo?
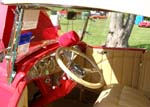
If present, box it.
[28,53,58,80]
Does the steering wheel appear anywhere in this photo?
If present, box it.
[55,47,104,89]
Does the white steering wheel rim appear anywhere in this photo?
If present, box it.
[56,47,104,89]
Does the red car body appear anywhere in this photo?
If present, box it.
[0,4,80,107]
[138,21,150,28]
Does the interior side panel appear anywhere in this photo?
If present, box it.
[17,86,28,107]
[86,46,143,88]
[139,50,150,97]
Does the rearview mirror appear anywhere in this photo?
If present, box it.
[67,11,77,20]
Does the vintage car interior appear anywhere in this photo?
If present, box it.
[0,0,150,107]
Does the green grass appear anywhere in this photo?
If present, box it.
[60,17,150,49]
[129,25,150,49]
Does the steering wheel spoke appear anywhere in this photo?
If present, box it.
[83,68,99,74]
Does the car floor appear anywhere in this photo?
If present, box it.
[47,98,93,107]
[47,87,98,107]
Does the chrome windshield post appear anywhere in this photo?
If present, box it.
[5,6,24,83]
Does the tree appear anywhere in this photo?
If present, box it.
[106,12,136,47]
